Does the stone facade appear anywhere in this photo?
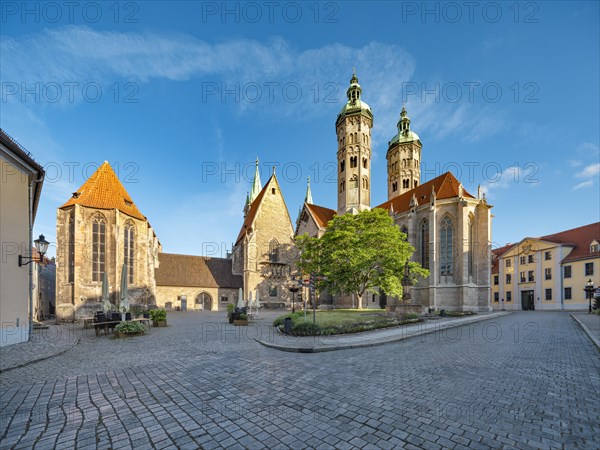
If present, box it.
[55,163,161,321]
[233,172,296,308]
[155,286,239,311]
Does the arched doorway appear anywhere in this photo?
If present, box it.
[196,292,212,311]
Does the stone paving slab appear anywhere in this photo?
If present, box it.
[256,311,512,352]
[571,313,600,349]
[1,311,599,449]
[0,323,80,372]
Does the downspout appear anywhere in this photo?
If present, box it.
[28,178,34,341]
[28,173,43,340]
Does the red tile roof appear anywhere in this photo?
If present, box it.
[306,203,336,229]
[376,172,475,213]
[540,222,600,263]
[155,253,242,288]
[59,161,146,220]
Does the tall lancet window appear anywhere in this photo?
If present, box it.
[269,239,279,263]
[124,221,135,284]
[468,216,474,278]
[440,216,453,276]
[92,215,106,282]
[68,212,75,283]
[420,220,429,269]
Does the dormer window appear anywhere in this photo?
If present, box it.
[591,242,599,253]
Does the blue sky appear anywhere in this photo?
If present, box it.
[1,1,598,258]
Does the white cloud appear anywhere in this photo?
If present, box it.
[575,163,600,179]
[568,159,582,167]
[480,165,537,199]
[575,142,600,157]
[573,181,593,190]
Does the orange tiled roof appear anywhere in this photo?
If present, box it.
[306,203,336,229]
[540,222,600,263]
[376,172,475,213]
[59,161,146,220]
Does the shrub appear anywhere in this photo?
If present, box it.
[401,313,419,320]
[115,321,146,335]
[291,321,321,336]
[273,311,304,327]
[149,309,167,321]
[227,303,235,314]
[239,313,247,320]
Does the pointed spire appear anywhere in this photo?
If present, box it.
[249,158,262,204]
[304,176,313,204]
[243,191,250,217]
[398,104,411,134]
[347,69,362,104]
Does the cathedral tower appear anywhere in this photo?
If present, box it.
[386,106,422,200]
[336,72,373,215]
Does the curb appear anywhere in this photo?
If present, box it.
[570,314,600,351]
[0,337,81,374]
[256,311,512,353]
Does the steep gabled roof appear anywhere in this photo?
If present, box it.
[155,253,243,288]
[541,222,600,263]
[59,161,145,220]
[235,173,293,245]
[376,172,475,214]
[305,203,336,229]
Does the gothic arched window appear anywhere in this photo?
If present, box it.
[340,160,345,172]
[350,156,357,168]
[68,212,75,283]
[269,239,279,263]
[92,214,106,282]
[362,158,368,169]
[440,216,453,276]
[468,216,474,277]
[124,221,135,284]
[420,220,429,269]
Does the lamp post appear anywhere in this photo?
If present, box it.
[18,234,49,266]
[584,278,595,314]
[288,277,299,313]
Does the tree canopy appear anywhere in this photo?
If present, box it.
[296,208,429,308]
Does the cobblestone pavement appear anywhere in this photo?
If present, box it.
[0,323,79,372]
[1,311,599,449]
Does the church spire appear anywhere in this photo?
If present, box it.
[304,176,313,204]
[346,69,362,105]
[243,191,250,217]
[249,158,262,203]
[398,104,411,134]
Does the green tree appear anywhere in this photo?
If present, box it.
[296,208,429,309]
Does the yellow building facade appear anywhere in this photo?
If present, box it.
[491,223,599,310]
[0,129,45,346]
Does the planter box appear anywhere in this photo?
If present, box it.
[115,331,145,338]
[153,320,167,327]
[233,320,248,326]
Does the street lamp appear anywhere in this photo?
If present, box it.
[288,276,299,313]
[18,234,49,266]
[584,278,595,314]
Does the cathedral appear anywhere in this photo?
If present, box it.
[54,73,492,317]
[296,73,493,312]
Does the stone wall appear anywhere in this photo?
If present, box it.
[155,286,238,311]
[56,205,161,321]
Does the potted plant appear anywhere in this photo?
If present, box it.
[149,308,167,327]
[234,313,248,326]
[114,321,146,338]
[227,303,235,324]
[142,310,150,319]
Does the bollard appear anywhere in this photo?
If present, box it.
[284,317,292,334]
